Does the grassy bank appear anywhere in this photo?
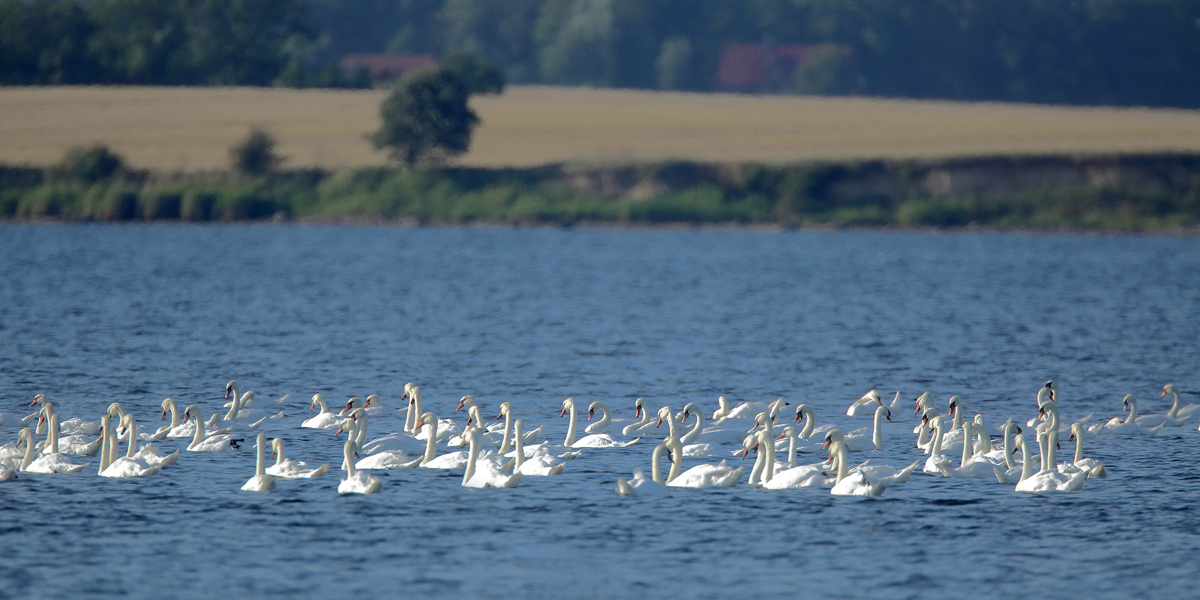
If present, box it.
[3,157,1199,231]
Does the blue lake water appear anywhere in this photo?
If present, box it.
[1,224,1199,599]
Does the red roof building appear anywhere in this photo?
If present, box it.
[716,44,851,92]
[340,54,437,85]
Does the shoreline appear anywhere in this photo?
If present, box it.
[3,154,1199,233]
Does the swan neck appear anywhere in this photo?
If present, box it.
[21,431,36,470]
[191,412,205,448]
[98,421,110,473]
[1046,428,1058,469]
[124,418,137,458]
[651,444,665,484]
[514,423,526,471]
[404,393,415,433]
[1125,399,1137,424]
[1168,390,1182,418]
[799,409,814,440]
[763,435,775,483]
[49,415,60,455]
[463,433,479,484]
[423,418,438,464]
[1019,436,1033,481]
[595,405,612,430]
[564,402,577,447]
[107,424,118,465]
[834,444,848,483]
[224,387,240,421]
[787,435,797,468]
[274,441,286,466]
[931,421,945,456]
[749,445,764,485]
[354,414,367,446]
[681,412,703,444]
[344,439,357,478]
[872,407,885,450]
[500,412,512,454]
[410,390,422,433]
[960,423,973,467]
[667,443,681,483]
[917,420,930,449]
[255,436,266,476]
[1003,428,1015,469]
[1073,432,1083,463]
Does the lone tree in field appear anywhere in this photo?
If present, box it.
[230,127,282,175]
[369,68,482,168]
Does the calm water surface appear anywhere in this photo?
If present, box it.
[1,224,1199,599]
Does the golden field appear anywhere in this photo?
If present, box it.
[3,85,1200,171]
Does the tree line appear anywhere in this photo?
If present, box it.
[3,0,1200,107]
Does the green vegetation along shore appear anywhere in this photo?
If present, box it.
[3,154,1199,231]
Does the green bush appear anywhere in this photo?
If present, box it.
[180,189,217,221]
[141,189,182,220]
[20,186,78,217]
[99,187,138,220]
[56,144,124,183]
[230,128,281,176]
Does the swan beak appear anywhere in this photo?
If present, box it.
[1068,433,1075,442]
[793,413,802,423]
[949,404,956,416]
[161,409,167,419]
[636,406,642,418]
[587,410,594,421]
[886,414,893,423]
[656,417,663,427]
[776,432,785,439]
[741,447,749,459]
[560,408,567,417]
[822,438,832,450]
[496,412,503,420]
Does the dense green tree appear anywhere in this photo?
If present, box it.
[230,127,282,175]
[438,51,505,94]
[370,69,479,167]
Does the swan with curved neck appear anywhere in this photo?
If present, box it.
[182,406,243,451]
[616,443,670,496]
[1012,430,1087,493]
[1066,423,1107,478]
[828,441,887,496]
[662,436,741,488]
[241,432,276,492]
[622,398,655,436]
[406,412,442,467]
[266,437,329,479]
[561,398,638,448]
[745,430,775,486]
[921,413,952,475]
[462,427,521,488]
[792,404,817,440]
[513,419,565,476]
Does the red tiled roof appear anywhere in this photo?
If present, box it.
[717,44,853,91]
[340,54,437,82]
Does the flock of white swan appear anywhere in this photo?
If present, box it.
[0,380,1195,497]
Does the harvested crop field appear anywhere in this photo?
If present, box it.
[3,85,1200,171]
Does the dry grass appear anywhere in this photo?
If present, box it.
[3,85,1200,171]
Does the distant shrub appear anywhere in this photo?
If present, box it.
[99,187,138,220]
[230,128,282,176]
[438,51,506,95]
[21,186,78,217]
[141,189,182,220]
[56,144,124,183]
[180,189,218,221]
[216,189,276,220]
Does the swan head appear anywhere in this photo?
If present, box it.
[1045,379,1058,401]
[878,405,892,422]
[741,432,761,458]
[160,398,174,418]
[364,394,381,408]
[270,437,283,458]
[1163,383,1178,397]
[498,402,511,419]
[1122,394,1136,410]
[182,405,198,423]
[634,398,644,417]
[29,393,47,407]
[822,429,844,450]
[456,394,474,412]
[655,406,672,427]
[514,418,524,437]
[414,411,436,429]
[777,426,796,440]
[912,392,932,414]
[107,402,124,417]
[224,380,237,399]
[860,389,882,406]
[1068,422,1083,442]
[310,393,323,411]
[401,382,414,402]
[587,401,604,420]
[340,397,363,415]
[680,403,700,423]
[947,396,963,415]
[334,417,357,437]
[793,403,813,423]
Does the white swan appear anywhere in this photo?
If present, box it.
[512,420,566,476]
[616,442,669,496]
[791,404,835,441]
[621,398,662,436]
[712,396,776,421]
[20,421,89,474]
[1101,395,1166,436]
[345,409,424,456]
[655,406,723,457]
[266,438,329,479]
[828,441,888,496]
[1162,384,1200,421]
[1125,393,1187,427]
[183,406,245,451]
[338,437,382,495]
[561,398,639,448]
[496,402,544,454]
[678,402,751,445]
[773,426,817,469]
[663,437,741,488]
[945,421,1002,477]
[241,433,276,492]
[157,398,195,438]
[41,410,102,456]
[462,427,521,488]
[846,389,884,416]
[1064,422,1107,478]
[302,394,345,430]
[921,413,953,476]
[585,401,637,434]
[1011,431,1087,493]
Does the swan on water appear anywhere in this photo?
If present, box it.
[462,427,521,488]
[302,394,346,430]
[561,398,639,448]
[266,438,329,479]
[338,436,382,495]
[241,433,276,492]
[182,406,244,451]
[616,442,669,496]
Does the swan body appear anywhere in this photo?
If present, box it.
[302,394,346,430]
[1012,432,1087,493]
[338,437,382,495]
[846,389,884,416]
[20,424,89,474]
[513,420,565,476]
[921,414,953,476]
[183,406,244,451]
[241,433,277,492]
[1162,384,1200,421]
[463,427,521,489]
[1102,395,1166,436]
[1064,422,1107,478]
[561,398,639,448]
[829,442,887,496]
[663,438,741,488]
[266,438,328,479]
[622,398,662,436]
[585,401,636,434]
[617,442,669,496]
